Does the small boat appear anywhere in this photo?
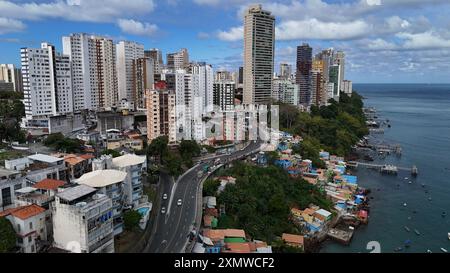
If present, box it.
[414,229,421,236]
[394,247,403,252]
[404,239,412,247]
[404,226,411,232]
[408,216,412,220]
[408,181,412,184]
[442,212,447,217]
[427,250,432,253]
[428,197,432,201]
[447,232,450,240]
[403,203,407,207]
[404,177,408,180]
[441,248,448,253]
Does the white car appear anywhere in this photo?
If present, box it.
[161,207,166,214]
[177,199,182,206]
[163,193,168,200]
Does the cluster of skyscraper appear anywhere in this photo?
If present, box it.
[10,4,352,143]
[18,34,215,141]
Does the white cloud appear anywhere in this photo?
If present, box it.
[366,38,398,50]
[0,0,155,23]
[397,31,450,50]
[276,19,371,40]
[117,19,158,36]
[217,26,243,41]
[0,17,26,34]
[193,0,220,5]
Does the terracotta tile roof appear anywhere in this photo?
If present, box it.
[204,208,218,217]
[0,204,45,220]
[224,229,246,238]
[33,178,66,191]
[79,154,94,160]
[282,233,304,246]
[203,229,225,241]
[303,208,316,215]
[223,243,251,253]
[64,156,85,165]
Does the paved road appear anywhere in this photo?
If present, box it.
[144,141,261,253]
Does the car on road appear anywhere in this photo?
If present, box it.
[177,199,182,206]
[163,193,168,200]
[161,207,166,214]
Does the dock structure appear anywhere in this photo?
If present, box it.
[327,228,354,245]
[349,162,418,176]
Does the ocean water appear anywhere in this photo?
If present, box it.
[321,84,450,253]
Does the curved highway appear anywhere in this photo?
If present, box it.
[144,141,261,253]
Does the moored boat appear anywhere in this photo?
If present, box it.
[404,226,410,232]
[414,229,421,235]
[441,248,448,253]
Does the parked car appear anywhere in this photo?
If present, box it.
[161,207,166,214]
[163,193,168,200]
[177,199,182,206]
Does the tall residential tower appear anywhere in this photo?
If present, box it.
[243,4,275,105]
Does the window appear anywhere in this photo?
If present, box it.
[17,224,21,232]
[28,236,32,243]
[29,222,33,229]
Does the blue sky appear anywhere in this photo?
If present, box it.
[1,0,450,83]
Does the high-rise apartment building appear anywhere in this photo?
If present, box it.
[311,59,326,106]
[279,63,292,80]
[133,57,154,110]
[190,63,214,113]
[146,81,176,142]
[296,43,313,106]
[272,79,299,106]
[21,43,73,129]
[62,33,118,111]
[167,48,189,71]
[0,64,23,92]
[116,41,144,110]
[213,81,235,111]
[145,49,164,74]
[243,4,275,105]
[333,51,345,92]
[329,64,341,99]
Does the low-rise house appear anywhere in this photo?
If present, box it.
[0,204,47,253]
[52,185,115,253]
[314,209,332,222]
[1,168,26,211]
[64,154,95,180]
[282,233,304,250]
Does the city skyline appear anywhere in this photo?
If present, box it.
[1,0,450,84]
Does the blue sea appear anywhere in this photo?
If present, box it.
[320,84,450,253]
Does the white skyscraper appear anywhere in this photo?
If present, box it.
[243,4,275,105]
[190,63,214,113]
[62,33,118,111]
[116,41,144,110]
[21,43,73,129]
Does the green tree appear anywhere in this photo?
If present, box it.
[147,136,169,164]
[123,210,142,231]
[203,179,220,197]
[0,217,16,253]
[164,151,183,177]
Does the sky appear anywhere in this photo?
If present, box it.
[1,0,450,83]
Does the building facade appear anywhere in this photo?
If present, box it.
[117,41,145,110]
[146,82,176,142]
[133,57,154,110]
[0,64,23,92]
[243,4,275,105]
[53,185,114,253]
[296,43,313,106]
[62,33,118,111]
[213,81,235,111]
[167,48,189,71]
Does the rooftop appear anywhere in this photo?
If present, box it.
[0,204,46,220]
[76,169,127,188]
[282,233,304,245]
[28,154,62,164]
[0,168,19,178]
[57,184,97,202]
[112,154,146,168]
[33,178,66,191]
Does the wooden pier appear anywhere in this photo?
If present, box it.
[348,161,418,176]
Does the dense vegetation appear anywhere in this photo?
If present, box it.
[0,217,16,253]
[146,136,202,178]
[0,91,26,144]
[278,92,368,158]
[123,210,142,231]
[43,133,84,153]
[215,162,333,243]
